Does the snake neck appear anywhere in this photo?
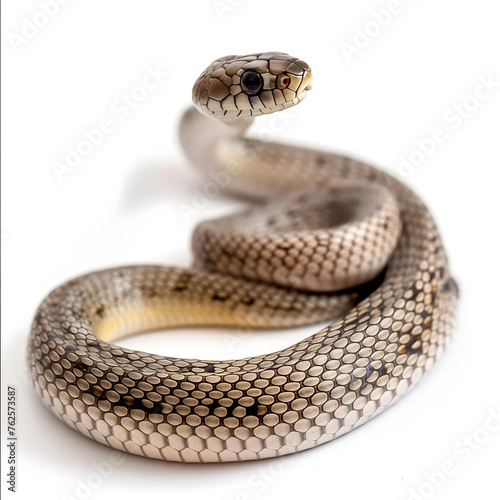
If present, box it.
[179,106,251,175]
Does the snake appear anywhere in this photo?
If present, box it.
[28,52,458,463]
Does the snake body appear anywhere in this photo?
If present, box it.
[28,52,458,463]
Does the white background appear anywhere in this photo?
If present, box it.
[2,1,500,499]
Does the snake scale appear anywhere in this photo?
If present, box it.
[28,52,458,463]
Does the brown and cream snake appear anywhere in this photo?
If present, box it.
[28,52,458,462]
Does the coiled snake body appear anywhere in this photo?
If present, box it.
[28,52,458,463]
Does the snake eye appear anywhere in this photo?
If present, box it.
[241,71,263,95]
[277,74,291,89]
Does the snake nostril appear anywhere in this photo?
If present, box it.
[277,73,291,89]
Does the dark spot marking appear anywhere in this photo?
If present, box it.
[246,403,267,417]
[73,360,88,372]
[141,400,154,410]
[360,363,375,390]
[408,341,423,354]
[316,155,325,166]
[399,332,425,355]
[206,400,219,415]
[211,293,228,301]
[122,395,135,407]
[257,405,267,416]
[443,277,459,296]
[173,273,193,292]
[117,394,156,412]
[421,310,433,328]
[95,304,105,318]
[227,400,240,416]
[148,401,164,415]
[147,289,158,298]
[91,386,104,398]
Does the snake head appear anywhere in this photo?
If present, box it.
[192,51,313,120]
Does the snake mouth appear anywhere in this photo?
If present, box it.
[297,70,313,96]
